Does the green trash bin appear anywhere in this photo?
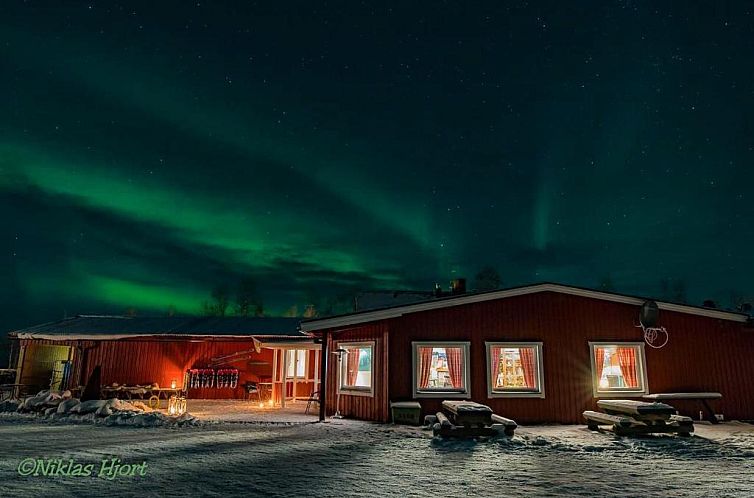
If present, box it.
[390,401,422,425]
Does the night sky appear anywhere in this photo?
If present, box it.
[2,2,754,334]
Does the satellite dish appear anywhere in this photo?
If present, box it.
[639,300,660,327]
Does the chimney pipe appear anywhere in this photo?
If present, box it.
[450,278,466,295]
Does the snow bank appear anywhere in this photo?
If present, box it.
[0,391,200,428]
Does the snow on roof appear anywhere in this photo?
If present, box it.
[301,282,750,332]
[10,315,306,340]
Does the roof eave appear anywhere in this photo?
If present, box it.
[300,283,749,332]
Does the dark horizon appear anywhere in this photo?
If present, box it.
[3,2,754,337]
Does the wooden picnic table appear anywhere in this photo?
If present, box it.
[643,392,722,424]
[597,399,676,421]
[585,399,694,437]
[441,400,493,427]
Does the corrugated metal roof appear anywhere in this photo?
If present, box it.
[10,315,304,338]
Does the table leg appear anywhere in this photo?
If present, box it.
[702,400,718,424]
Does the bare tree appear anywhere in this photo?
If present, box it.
[235,278,264,317]
[202,285,229,316]
[473,266,502,292]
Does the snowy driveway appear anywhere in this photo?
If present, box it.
[1,418,753,497]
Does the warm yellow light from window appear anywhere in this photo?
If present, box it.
[599,378,609,389]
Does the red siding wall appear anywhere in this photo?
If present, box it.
[20,338,274,399]
[324,323,390,422]
[325,292,754,423]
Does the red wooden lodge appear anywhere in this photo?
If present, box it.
[7,283,754,424]
[302,283,754,424]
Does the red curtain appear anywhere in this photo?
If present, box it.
[595,347,605,385]
[491,347,502,388]
[446,348,463,389]
[617,347,638,388]
[419,347,433,388]
[519,348,536,388]
[346,348,360,386]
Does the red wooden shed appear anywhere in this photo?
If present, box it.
[9,315,321,407]
[302,283,754,424]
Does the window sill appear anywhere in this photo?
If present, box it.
[593,389,647,398]
[339,388,374,398]
[488,391,545,399]
[414,391,469,399]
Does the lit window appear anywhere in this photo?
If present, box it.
[412,342,470,398]
[338,342,374,396]
[589,342,647,397]
[286,350,307,378]
[486,342,544,398]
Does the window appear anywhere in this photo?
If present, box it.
[589,342,647,397]
[486,342,544,398]
[286,349,307,378]
[412,342,470,398]
[338,342,374,396]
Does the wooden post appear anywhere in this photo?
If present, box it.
[14,344,26,399]
[270,349,278,405]
[280,349,288,408]
[319,331,328,421]
[291,349,298,403]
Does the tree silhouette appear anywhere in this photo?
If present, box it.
[473,266,502,291]
[235,278,264,317]
[202,285,230,316]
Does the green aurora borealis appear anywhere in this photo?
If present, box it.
[2,2,754,332]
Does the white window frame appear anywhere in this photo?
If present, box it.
[589,342,648,397]
[485,342,545,398]
[286,349,308,379]
[412,341,471,399]
[337,341,375,397]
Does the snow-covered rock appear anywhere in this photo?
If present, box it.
[57,398,80,414]
[21,392,49,412]
[71,400,108,415]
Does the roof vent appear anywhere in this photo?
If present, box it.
[450,278,466,295]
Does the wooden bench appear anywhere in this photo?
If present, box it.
[431,400,517,438]
[584,399,694,437]
[642,392,722,424]
[441,400,493,427]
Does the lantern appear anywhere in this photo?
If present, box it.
[167,395,187,416]
[170,379,177,389]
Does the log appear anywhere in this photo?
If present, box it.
[583,410,634,427]
[490,413,517,427]
[669,414,694,424]
[436,411,452,427]
[434,425,498,439]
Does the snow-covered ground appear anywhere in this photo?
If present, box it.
[0,415,752,497]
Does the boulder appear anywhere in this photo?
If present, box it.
[22,393,50,412]
[57,398,80,414]
[71,400,108,415]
